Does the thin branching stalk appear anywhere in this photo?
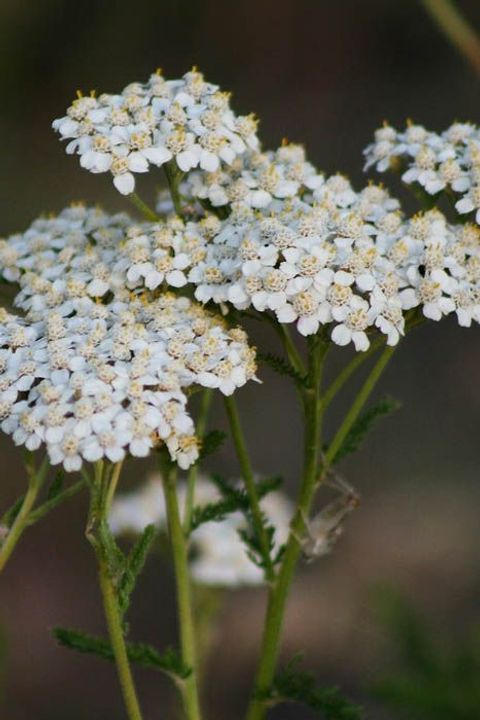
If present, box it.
[246,340,394,720]
[162,461,202,720]
[0,456,48,574]
[97,556,144,720]
[420,0,480,75]
[129,192,159,221]
[245,339,326,720]
[321,338,385,413]
[324,345,396,465]
[89,462,144,720]
[183,389,213,533]
[224,395,275,583]
[164,162,185,216]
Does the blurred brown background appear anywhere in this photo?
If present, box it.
[1,1,480,718]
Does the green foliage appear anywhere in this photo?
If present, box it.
[190,474,281,531]
[371,588,480,720]
[332,395,401,464]
[190,474,284,571]
[260,656,363,719]
[53,628,191,681]
[117,524,156,617]
[198,430,227,461]
[258,351,307,386]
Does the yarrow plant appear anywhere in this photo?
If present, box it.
[0,66,479,720]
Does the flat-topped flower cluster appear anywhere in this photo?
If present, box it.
[364,121,480,220]
[1,71,479,471]
[53,68,259,195]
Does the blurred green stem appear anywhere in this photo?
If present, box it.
[164,162,185,216]
[420,0,480,75]
[184,389,213,533]
[0,456,48,574]
[162,460,202,720]
[129,192,159,221]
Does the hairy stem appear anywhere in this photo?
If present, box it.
[420,0,480,75]
[246,342,394,720]
[0,456,48,574]
[129,192,159,222]
[162,461,202,720]
[321,338,384,413]
[184,389,213,533]
[325,345,396,465]
[224,395,275,582]
[245,341,325,720]
[164,162,185,216]
[97,555,144,720]
[90,462,144,720]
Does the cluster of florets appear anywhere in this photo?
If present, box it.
[364,121,480,221]
[52,68,260,195]
[110,473,293,586]
[0,292,256,471]
[182,141,324,211]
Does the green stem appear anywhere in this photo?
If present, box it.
[90,462,144,720]
[420,0,480,75]
[162,462,202,720]
[129,192,159,222]
[277,323,306,376]
[245,342,325,720]
[164,162,185,216]
[106,460,124,512]
[325,345,396,465]
[0,456,48,574]
[184,389,214,533]
[97,556,144,720]
[321,337,384,413]
[224,395,275,583]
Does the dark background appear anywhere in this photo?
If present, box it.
[0,1,480,718]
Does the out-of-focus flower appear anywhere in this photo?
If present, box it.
[110,474,293,587]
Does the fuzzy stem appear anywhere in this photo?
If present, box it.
[164,162,185,216]
[162,462,202,720]
[325,345,395,465]
[224,395,275,583]
[106,460,124,512]
[97,556,144,720]
[183,389,213,533]
[129,193,159,222]
[321,338,384,413]
[245,341,325,720]
[90,462,144,720]
[246,342,394,720]
[420,0,480,75]
[0,456,48,574]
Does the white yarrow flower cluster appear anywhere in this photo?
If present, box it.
[182,141,324,210]
[53,68,260,195]
[110,473,293,587]
[0,273,257,470]
[364,121,480,222]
